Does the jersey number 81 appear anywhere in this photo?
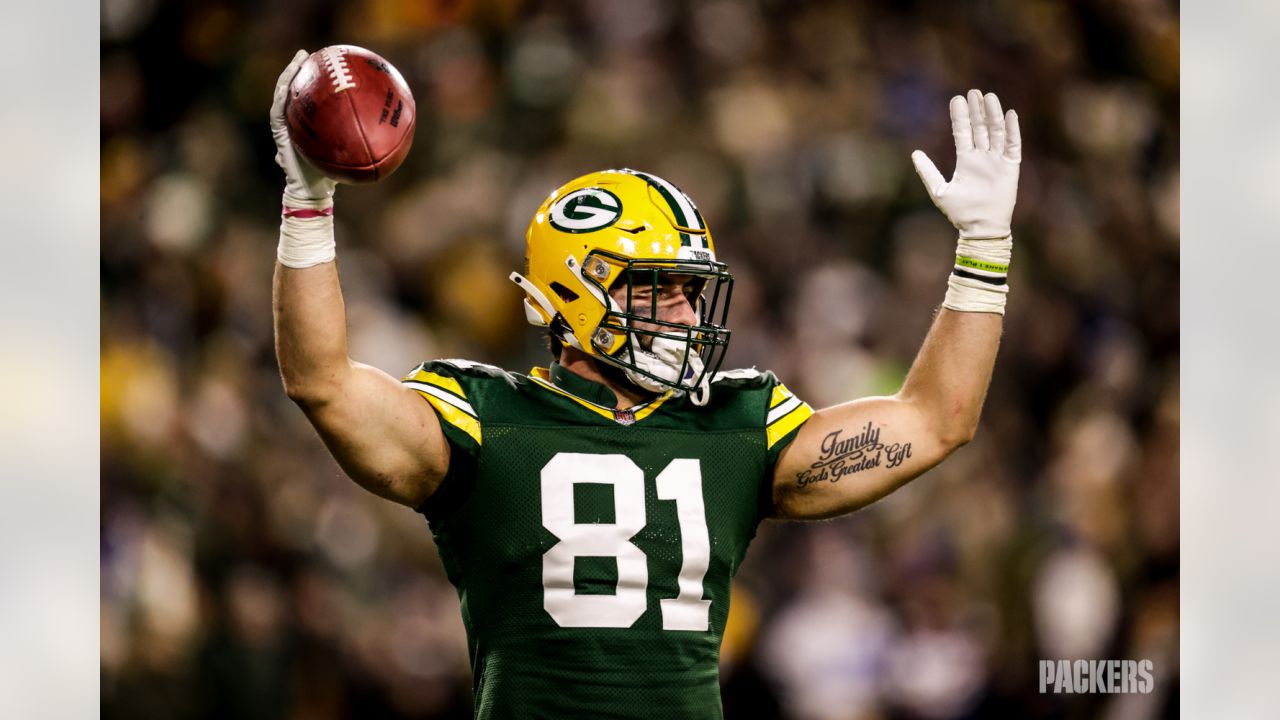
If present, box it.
[540,453,711,631]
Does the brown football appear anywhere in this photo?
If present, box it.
[284,45,416,184]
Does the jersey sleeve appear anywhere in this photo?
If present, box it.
[711,368,815,521]
[402,361,483,458]
[762,375,814,470]
[401,360,491,521]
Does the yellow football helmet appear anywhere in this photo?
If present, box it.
[510,169,733,403]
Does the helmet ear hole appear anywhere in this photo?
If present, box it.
[549,282,579,303]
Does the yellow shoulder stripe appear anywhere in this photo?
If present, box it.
[419,393,482,446]
[406,369,467,400]
[766,401,813,449]
[403,370,481,446]
[770,383,795,408]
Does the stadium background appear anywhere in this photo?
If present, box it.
[99,1,1179,717]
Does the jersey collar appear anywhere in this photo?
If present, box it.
[548,361,621,407]
[529,362,676,425]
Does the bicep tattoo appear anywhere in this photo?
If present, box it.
[795,421,913,488]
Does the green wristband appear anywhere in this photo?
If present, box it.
[955,255,1009,274]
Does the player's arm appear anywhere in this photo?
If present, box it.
[772,309,999,519]
[270,50,448,508]
[772,90,1021,520]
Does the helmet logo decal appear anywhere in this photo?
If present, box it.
[549,188,623,234]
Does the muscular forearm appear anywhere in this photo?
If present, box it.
[273,261,352,404]
[896,307,1001,448]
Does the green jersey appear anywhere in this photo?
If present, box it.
[401,360,813,719]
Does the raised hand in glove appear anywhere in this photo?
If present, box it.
[911,89,1021,240]
[912,90,1022,315]
[270,49,336,209]
[271,50,336,268]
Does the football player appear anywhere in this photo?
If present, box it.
[270,48,1021,719]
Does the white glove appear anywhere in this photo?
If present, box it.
[911,89,1021,239]
[270,49,335,209]
[271,50,338,268]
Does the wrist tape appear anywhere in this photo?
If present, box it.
[943,235,1012,315]
[277,194,335,268]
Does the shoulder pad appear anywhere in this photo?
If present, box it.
[710,367,775,391]
[712,367,763,382]
[703,367,813,451]
[401,359,516,452]
[433,358,509,376]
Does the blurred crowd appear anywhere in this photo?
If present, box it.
[100,0,1179,718]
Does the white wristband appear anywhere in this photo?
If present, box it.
[277,195,336,269]
[942,235,1012,315]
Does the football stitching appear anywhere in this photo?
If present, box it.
[344,88,377,173]
[310,111,413,172]
[320,46,356,93]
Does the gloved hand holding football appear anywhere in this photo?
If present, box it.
[271,45,416,193]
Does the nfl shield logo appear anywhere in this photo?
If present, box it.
[613,409,636,426]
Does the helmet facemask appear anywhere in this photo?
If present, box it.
[581,251,733,405]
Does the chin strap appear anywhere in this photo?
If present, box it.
[689,377,711,406]
[624,336,711,406]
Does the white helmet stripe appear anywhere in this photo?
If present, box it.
[645,173,702,229]
[625,170,706,249]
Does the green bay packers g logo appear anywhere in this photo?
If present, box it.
[549,188,622,233]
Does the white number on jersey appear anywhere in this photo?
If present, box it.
[540,453,712,631]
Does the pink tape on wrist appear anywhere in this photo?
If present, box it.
[281,206,334,219]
